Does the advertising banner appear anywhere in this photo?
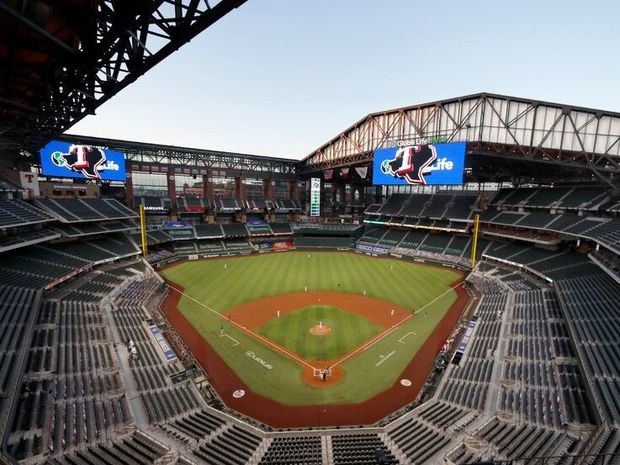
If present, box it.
[148,324,177,361]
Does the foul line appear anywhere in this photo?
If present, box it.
[411,281,464,317]
[165,279,464,372]
[165,283,316,370]
[330,280,464,369]
[330,315,411,369]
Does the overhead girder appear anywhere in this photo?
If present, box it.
[0,0,247,154]
[58,134,298,177]
[302,93,620,185]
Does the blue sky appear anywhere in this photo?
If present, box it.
[69,0,620,159]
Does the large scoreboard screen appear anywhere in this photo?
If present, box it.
[372,142,465,185]
[40,140,126,182]
[310,178,321,217]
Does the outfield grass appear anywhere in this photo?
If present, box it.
[161,251,461,405]
[257,305,382,361]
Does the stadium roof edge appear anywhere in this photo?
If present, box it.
[301,92,620,162]
[59,134,298,165]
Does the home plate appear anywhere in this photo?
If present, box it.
[400,379,412,387]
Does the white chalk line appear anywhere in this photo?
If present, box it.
[398,332,415,344]
[375,350,396,367]
[166,279,464,372]
[165,283,316,370]
[331,280,464,369]
[220,333,240,347]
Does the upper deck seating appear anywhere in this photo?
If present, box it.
[37,198,137,222]
[221,223,249,238]
[0,199,54,228]
[194,224,224,238]
[270,223,293,234]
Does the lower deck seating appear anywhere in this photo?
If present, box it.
[331,433,397,465]
[260,436,322,464]
[0,286,41,441]
[6,299,133,461]
[438,293,507,410]
[363,226,477,267]
[475,417,576,461]
[555,275,620,424]
[445,444,481,465]
[167,410,225,439]
[45,431,168,465]
[224,238,254,252]
[388,418,450,464]
[194,426,261,465]
[112,281,204,425]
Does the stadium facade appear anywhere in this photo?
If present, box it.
[15,93,614,223]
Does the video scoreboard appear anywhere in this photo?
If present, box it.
[310,178,321,217]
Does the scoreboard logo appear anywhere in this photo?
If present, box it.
[380,144,438,185]
[51,145,118,180]
[373,142,465,186]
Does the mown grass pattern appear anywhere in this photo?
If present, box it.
[162,252,461,405]
[257,305,382,361]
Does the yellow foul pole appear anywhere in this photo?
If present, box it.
[471,213,480,268]
[139,204,148,256]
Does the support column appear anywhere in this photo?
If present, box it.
[202,174,214,202]
[374,185,383,203]
[125,164,134,209]
[263,178,275,201]
[235,176,244,200]
[202,174,214,222]
[167,169,177,218]
[331,182,346,207]
[287,180,298,201]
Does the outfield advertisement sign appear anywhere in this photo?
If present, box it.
[356,244,390,255]
[40,140,126,181]
[372,142,465,185]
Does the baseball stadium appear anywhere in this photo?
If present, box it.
[1,2,620,465]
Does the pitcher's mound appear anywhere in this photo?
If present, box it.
[309,324,332,336]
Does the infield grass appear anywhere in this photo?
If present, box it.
[257,305,382,361]
[161,251,462,405]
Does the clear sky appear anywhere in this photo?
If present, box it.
[68,0,620,159]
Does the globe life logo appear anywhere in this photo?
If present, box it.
[428,157,454,171]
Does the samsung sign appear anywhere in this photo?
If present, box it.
[40,140,126,182]
[372,142,465,186]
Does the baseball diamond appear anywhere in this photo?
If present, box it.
[160,251,465,421]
